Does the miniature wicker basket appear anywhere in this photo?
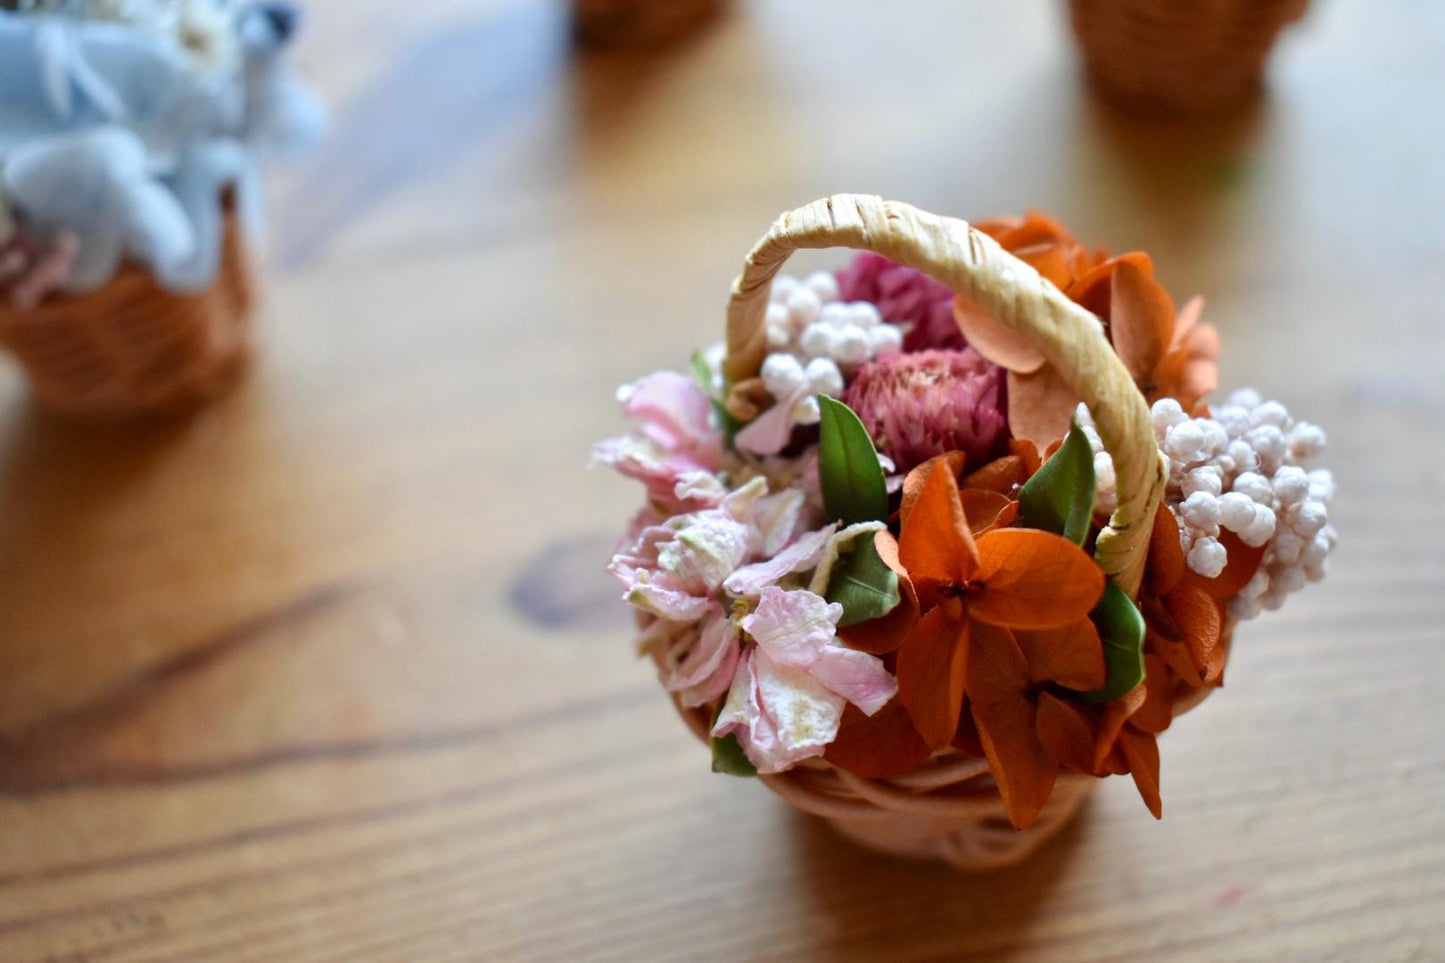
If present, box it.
[0,203,255,417]
[572,0,725,46]
[705,195,1232,870]
[1067,0,1310,115]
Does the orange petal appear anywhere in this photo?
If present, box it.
[962,455,1026,495]
[1036,691,1099,775]
[959,488,1017,536]
[962,619,1030,703]
[1166,585,1223,684]
[896,608,970,750]
[1118,727,1162,819]
[1013,243,1074,290]
[972,691,1058,830]
[952,699,985,757]
[952,296,1046,373]
[1146,622,1205,690]
[838,531,919,655]
[1147,504,1187,597]
[1180,357,1219,402]
[1093,683,1147,771]
[824,697,934,779]
[1009,438,1043,477]
[899,457,978,585]
[900,452,966,529]
[1013,618,1107,691]
[1109,257,1176,382]
[1180,530,1265,600]
[989,210,1079,251]
[1130,653,1174,734]
[1066,251,1154,320]
[969,530,1107,630]
[1183,317,1220,362]
[1006,366,1078,449]
[1100,743,1130,775]
[1172,295,1205,342]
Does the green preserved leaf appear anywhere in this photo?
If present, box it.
[825,535,901,627]
[817,395,889,525]
[1018,420,1096,545]
[1076,579,1146,703]
[711,732,757,777]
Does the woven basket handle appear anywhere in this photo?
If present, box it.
[723,195,1166,596]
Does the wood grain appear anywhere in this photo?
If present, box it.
[1,1,1442,960]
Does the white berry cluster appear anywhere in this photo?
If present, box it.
[764,273,904,369]
[1080,391,1336,620]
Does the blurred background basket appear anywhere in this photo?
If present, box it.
[0,201,255,418]
[572,0,727,46]
[1067,0,1311,115]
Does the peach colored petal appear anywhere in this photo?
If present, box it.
[899,458,978,585]
[1109,257,1176,382]
[1146,622,1205,690]
[1036,691,1098,775]
[897,607,970,750]
[1013,619,1107,691]
[1006,366,1079,449]
[1172,295,1204,341]
[1118,727,1162,819]
[824,698,934,779]
[969,530,1106,630]
[952,295,1047,373]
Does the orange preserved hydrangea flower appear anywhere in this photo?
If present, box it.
[953,213,1221,447]
[867,456,1109,829]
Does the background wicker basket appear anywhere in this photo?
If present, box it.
[702,195,1226,870]
[0,202,255,417]
[1067,0,1311,116]
[572,0,726,46]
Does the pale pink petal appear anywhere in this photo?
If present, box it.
[620,371,719,458]
[659,513,751,593]
[673,471,728,507]
[735,387,809,455]
[747,654,846,773]
[624,581,713,622]
[741,586,842,668]
[722,524,837,598]
[809,647,898,716]
[748,489,806,557]
[663,610,741,708]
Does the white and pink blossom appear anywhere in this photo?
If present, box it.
[711,586,896,773]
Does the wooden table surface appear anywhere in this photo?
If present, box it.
[2,2,1442,960]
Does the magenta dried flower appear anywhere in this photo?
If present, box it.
[841,349,1008,473]
[835,252,963,352]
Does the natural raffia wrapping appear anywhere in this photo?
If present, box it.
[1067,0,1310,116]
[0,205,254,417]
[712,195,1204,870]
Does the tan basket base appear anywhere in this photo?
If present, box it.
[815,771,1094,872]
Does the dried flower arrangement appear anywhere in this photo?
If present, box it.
[0,0,321,413]
[596,196,1337,868]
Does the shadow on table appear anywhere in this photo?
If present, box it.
[783,801,1089,960]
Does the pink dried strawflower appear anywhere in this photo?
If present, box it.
[835,252,962,352]
[841,349,1008,473]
